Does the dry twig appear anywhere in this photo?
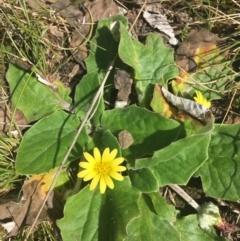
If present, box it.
[24,55,118,240]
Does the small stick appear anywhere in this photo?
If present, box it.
[24,55,117,240]
[221,87,238,125]
[129,0,147,32]
[168,184,200,211]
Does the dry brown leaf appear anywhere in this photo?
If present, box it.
[0,104,28,136]
[143,10,178,45]
[49,25,64,38]
[225,112,240,124]
[51,0,119,64]
[118,130,134,149]
[162,86,212,122]
[0,175,63,236]
[68,64,80,79]
[85,0,119,22]
[175,29,220,73]
[114,69,133,108]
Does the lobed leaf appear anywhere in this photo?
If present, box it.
[85,15,128,78]
[118,23,178,103]
[130,132,211,192]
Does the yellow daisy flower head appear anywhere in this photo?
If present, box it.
[194,90,211,108]
[78,147,127,194]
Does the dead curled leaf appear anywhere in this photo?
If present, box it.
[161,86,212,123]
[175,29,220,73]
[150,84,204,132]
[143,10,178,45]
[0,104,28,136]
[172,29,229,98]
[0,175,63,236]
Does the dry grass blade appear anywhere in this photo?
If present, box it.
[129,0,147,32]
[168,184,200,211]
[221,87,238,125]
[24,55,118,240]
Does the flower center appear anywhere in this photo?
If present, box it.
[95,163,110,175]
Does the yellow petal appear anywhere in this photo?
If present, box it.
[194,92,200,102]
[104,175,114,189]
[100,176,107,194]
[194,91,211,108]
[109,157,125,166]
[93,148,101,163]
[111,165,127,172]
[83,152,96,164]
[204,100,211,108]
[109,171,124,181]
[84,171,97,181]
[90,174,100,190]
[102,148,110,162]
[108,149,118,161]
[77,169,91,178]
[197,91,202,99]
[79,162,92,169]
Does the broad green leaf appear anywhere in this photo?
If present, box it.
[125,194,180,241]
[57,177,140,241]
[199,124,240,201]
[16,111,88,174]
[118,23,178,103]
[54,80,72,104]
[101,105,181,162]
[174,215,227,241]
[6,64,70,122]
[58,186,101,241]
[85,15,128,78]
[176,116,205,138]
[130,132,211,192]
[74,72,104,125]
[119,24,177,83]
[128,168,158,192]
[147,193,176,223]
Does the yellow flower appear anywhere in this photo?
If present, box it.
[78,147,126,194]
[194,90,211,108]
